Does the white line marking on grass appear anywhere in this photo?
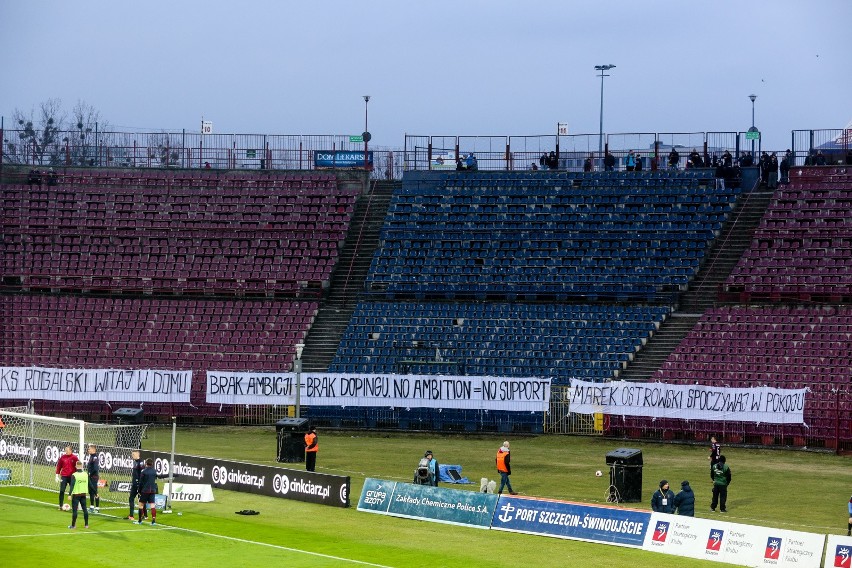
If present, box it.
[0,528,173,539]
[0,493,397,568]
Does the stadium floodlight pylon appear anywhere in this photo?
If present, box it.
[0,408,147,503]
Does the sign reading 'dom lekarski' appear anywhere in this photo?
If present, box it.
[206,372,550,412]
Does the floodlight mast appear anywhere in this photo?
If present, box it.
[595,64,616,166]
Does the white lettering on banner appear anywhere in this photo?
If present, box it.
[205,372,550,412]
[0,366,191,402]
[570,379,806,424]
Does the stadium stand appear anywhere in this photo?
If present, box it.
[0,294,317,421]
[1,170,356,296]
[631,305,852,448]
[367,170,738,301]
[725,166,852,301]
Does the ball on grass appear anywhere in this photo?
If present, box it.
[62,503,71,511]
[595,470,603,477]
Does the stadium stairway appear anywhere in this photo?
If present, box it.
[300,181,397,372]
[618,185,774,382]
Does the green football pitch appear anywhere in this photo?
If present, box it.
[1,427,847,567]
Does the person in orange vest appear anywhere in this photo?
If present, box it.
[495,441,517,495]
[304,426,318,472]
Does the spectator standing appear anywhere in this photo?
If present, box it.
[304,426,318,472]
[635,153,643,172]
[56,446,79,511]
[673,480,695,517]
[710,455,732,513]
[539,153,547,170]
[604,151,616,172]
[547,151,558,170]
[815,151,826,166]
[780,152,791,184]
[495,441,517,495]
[768,153,779,189]
[625,150,636,172]
[668,148,680,170]
[67,461,89,529]
[651,480,675,513]
[583,157,593,172]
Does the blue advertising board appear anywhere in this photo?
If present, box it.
[314,150,373,168]
[490,495,651,547]
[358,478,498,528]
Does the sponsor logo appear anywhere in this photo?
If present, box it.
[153,458,205,481]
[497,501,516,523]
[764,536,782,560]
[99,452,134,471]
[339,484,348,505]
[836,545,852,568]
[652,521,669,543]
[109,481,132,493]
[0,439,39,458]
[44,445,60,463]
[272,473,329,499]
[362,485,387,506]
[706,529,724,553]
[211,465,265,489]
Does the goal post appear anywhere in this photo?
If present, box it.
[0,409,148,504]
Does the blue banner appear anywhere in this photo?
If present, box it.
[314,150,373,168]
[490,496,650,547]
[357,478,497,528]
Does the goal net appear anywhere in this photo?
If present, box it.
[0,408,148,504]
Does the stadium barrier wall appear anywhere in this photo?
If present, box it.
[490,494,649,548]
[644,512,824,568]
[824,535,852,568]
[356,482,831,567]
[358,477,497,528]
[143,449,350,508]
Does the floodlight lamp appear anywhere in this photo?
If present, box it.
[363,95,370,103]
[749,94,757,103]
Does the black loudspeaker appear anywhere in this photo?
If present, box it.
[113,407,144,424]
[606,448,643,503]
[275,418,309,463]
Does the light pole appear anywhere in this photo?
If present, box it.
[748,94,757,157]
[363,95,370,171]
[294,343,304,419]
[595,64,616,168]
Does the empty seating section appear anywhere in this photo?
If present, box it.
[725,166,852,300]
[1,171,356,295]
[645,305,852,443]
[0,294,318,419]
[330,301,671,384]
[367,170,736,299]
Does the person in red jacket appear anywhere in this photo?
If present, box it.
[55,445,79,510]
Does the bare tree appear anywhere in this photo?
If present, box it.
[6,98,65,165]
[67,100,108,166]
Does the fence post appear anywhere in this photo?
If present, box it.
[505,138,510,171]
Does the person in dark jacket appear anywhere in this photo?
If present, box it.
[128,450,145,520]
[85,444,100,513]
[711,455,732,512]
[136,458,168,525]
[651,479,675,513]
[673,480,695,517]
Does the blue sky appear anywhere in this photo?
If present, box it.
[1,0,850,151]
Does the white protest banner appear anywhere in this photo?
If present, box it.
[0,366,191,403]
[206,372,550,412]
[569,379,806,424]
[644,512,824,567]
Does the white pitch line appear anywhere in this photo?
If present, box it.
[0,493,397,568]
[0,528,172,539]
